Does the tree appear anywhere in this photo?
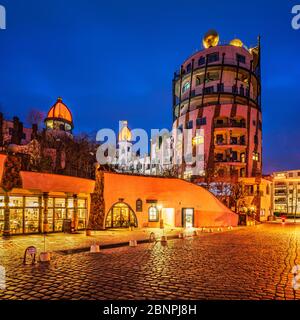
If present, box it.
[27,109,45,126]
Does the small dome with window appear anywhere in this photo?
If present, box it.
[45,97,74,132]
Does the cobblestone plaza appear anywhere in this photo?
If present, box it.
[0,224,299,300]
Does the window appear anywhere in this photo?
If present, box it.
[22,133,26,140]
[182,82,190,93]
[148,206,159,222]
[203,86,214,94]
[186,120,193,129]
[236,54,246,64]
[196,75,204,86]
[254,135,258,145]
[192,135,204,145]
[253,152,260,161]
[198,56,205,66]
[289,172,294,178]
[136,199,143,212]
[8,127,13,135]
[196,117,207,126]
[186,63,192,73]
[217,83,224,92]
[253,120,256,126]
[258,121,262,130]
[206,72,220,82]
[207,52,219,63]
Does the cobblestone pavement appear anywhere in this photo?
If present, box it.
[0,224,299,300]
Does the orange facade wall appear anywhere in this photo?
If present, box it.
[21,171,95,194]
[103,172,238,228]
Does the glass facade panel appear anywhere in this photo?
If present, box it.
[54,198,66,232]
[10,209,23,234]
[24,208,39,233]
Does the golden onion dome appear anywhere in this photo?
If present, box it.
[119,123,132,141]
[202,30,219,49]
[47,97,73,123]
[230,38,243,47]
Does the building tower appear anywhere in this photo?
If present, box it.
[117,120,133,169]
[172,30,262,180]
[44,97,74,133]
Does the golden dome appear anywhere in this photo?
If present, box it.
[119,122,132,141]
[230,38,243,47]
[202,30,219,49]
[47,97,73,123]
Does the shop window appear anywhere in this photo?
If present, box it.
[78,198,87,230]
[24,197,40,233]
[0,196,4,235]
[54,198,66,232]
[148,206,159,222]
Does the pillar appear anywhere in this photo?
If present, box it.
[72,194,78,232]
[43,192,49,233]
[3,192,10,237]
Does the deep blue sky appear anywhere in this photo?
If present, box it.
[0,0,299,173]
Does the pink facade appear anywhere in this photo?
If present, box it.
[172,37,262,179]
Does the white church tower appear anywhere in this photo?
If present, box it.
[117,121,133,170]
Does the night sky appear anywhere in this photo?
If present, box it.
[0,0,299,174]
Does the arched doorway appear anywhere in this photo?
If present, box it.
[105,202,137,228]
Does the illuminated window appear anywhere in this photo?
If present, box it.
[192,135,204,145]
[182,82,190,93]
[252,152,260,161]
[148,206,159,222]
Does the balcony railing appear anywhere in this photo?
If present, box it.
[214,122,246,129]
[174,84,257,107]
[174,57,256,80]
[215,140,246,146]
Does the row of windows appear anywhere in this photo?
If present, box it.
[185,53,246,73]
[0,196,87,234]
[178,118,207,131]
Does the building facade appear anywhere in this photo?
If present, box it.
[172,31,262,180]
[273,170,300,218]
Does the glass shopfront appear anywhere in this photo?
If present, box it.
[0,195,88,235]
[78,199,87,230]
[10,197,24,234]
[0,196,4,234]
[24,197,40,233]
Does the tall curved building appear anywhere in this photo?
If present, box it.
[172,31,262,180]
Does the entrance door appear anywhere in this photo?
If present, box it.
[106,202,137,228]
[182,208,194,228]
[162,208,175,227]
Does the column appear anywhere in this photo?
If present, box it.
[43,192,49,233]
[3,192,10,237]
[72,194,78,232]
